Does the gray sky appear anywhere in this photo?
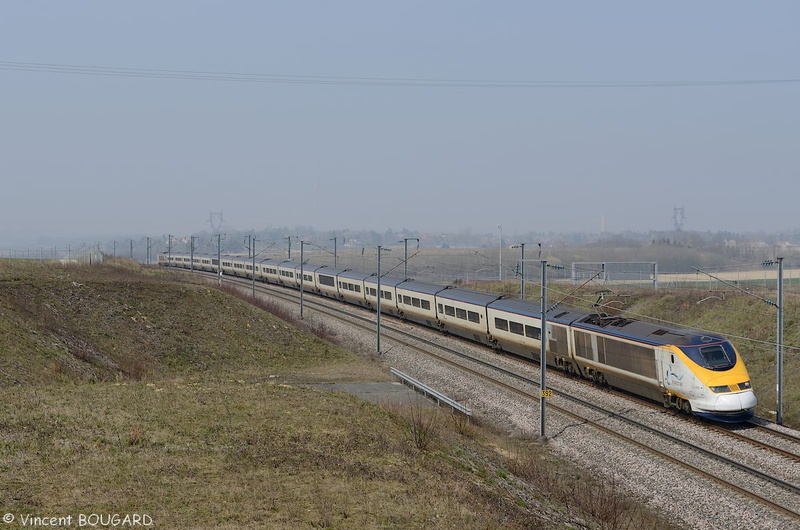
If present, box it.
[2,1,799,243]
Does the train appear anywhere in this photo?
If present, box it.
[159,251,757,422]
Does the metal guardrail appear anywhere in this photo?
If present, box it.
[390,368,472,418]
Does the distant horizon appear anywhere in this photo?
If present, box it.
[4,225,800,253]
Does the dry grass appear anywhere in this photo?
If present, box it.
[0,259,365,386]
[381,401,440,452]
[0,379,579,529]
[0,259,681,528]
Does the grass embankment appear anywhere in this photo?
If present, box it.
[0,259,673,528]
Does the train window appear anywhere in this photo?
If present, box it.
[444,305,455,317]
[355,285,361,293]
[698,345,733,369]
[403,295,412,305]
[319,275,335,287]
[438,304,444,313]
[421,300,430,310]
[525,325,541,340]
[412,298,421,308]
[383,291,392,301]
[495,318,508,331]
[468,311,480,323]
[510,321,524,335]
[456,308,467,320]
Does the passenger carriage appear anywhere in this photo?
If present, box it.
[313,266,347,298]
[336,270,371,307]
[219,255,238,277]
[487,300,584,372]
[364,275,404,316]
[435,287,499,344]
[394,280,442,326]
[196,255,214,272]
[294,263,322,290]
[255,258,281,283]
[275,260,300,286]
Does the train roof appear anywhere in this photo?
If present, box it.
[364,275,407,288]
[314,266,348,277]
[395,280,448,295]
[283,261,325,271]
[258,258,284,265]
[488,298,589,325]
[338,270,374,281]
[572,314,726,347]
[436,286,500,306]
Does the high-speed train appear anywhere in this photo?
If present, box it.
[159,252,757,422]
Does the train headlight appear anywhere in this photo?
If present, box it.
[710,385,730,393]
[738,381,752,390]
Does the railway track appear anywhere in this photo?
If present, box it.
[590,377,800,464]
[182,269,800,524]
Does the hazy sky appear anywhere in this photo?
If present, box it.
[2,2,799,244]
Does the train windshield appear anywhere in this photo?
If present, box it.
[680,342,737,371]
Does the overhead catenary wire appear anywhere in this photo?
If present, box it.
[2,60,800,89]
